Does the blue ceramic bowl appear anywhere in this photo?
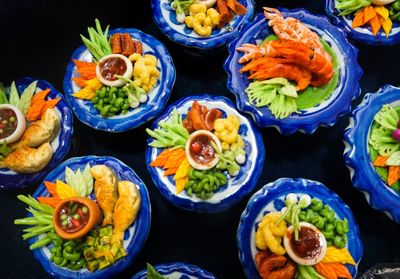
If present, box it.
[29,156,151,279]
[145,94,265,213]
[131,262,216,279]
[151,0,254,52]
[63,28,175,132]
[326,0,400,45]
[0,77,73,190]
[237,178,363,279]
[344,85,400,222]
[224,8,362,135]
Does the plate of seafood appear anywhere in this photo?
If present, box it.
[132,262,216,279]
[238,178,363,279]
[344,85,400,222]
[326,0,400,45]
[151,0,254,52]
[14,156,151,279]
[145,94,264,213]
[225,7,362,135]
[63,19,175,132]
[0,77,73,189]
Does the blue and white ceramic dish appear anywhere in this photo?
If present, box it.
[151,0,254,52]
[344,85,400,222]
[237,178,363,279]
[63,28,175,132]
[224,8,362,135]
[132,262,216,279]
[326,0,400,45]
[30,156,151,279]
[0,77,73,190]
[146,94,265,213]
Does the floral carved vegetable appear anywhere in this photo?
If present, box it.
[80,19,112,62]
[146,109,190,148]
[53,197,101,240]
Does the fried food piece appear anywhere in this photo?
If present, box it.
[256,250,296,279]
[90,165,118,226]
[12,108,60,150]
[0,142,53,173]
[111,181,141,245]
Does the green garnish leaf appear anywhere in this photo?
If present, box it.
[386,151,400,166]
[8,81,20,107]
[146,263,167,279]
[0,82,8,104]
[18,81,37,115]
[0,141,12,160]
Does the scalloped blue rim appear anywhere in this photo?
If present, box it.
[237,178,363,279]
[0,77,73,190]
[145,94,265,213]
[151,0,255,50]
[131,262,216,279]
[29,156,151,279]
[224,8,363,135]
[344,85,400,222]
[63,28,176,133]
[326,0,400,46]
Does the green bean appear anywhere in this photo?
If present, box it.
[22,224,53,239]
[310,213,325,229]
[100,105,111,116]
[333,235,345,248]
[92,96,99,104]
[98,99,104,107]
[53,256,65,265]
[63,246,81,261]
[310,198,323,211]
[122,109,128,114]
[114,97,124,108]
[30,236,52,250]
[17,195,53,214]
[322,229,334,240]
[99,87,106,98]
[122,103,130,110]
[110,107,118,113]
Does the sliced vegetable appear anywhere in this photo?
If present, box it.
[80,19,112,62]
[314,262,352,279]
[146,263,167,279]
[322,246,356,265]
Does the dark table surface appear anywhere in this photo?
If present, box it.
[1,0,400,278]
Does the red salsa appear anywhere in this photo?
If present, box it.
[0,108,18,139]
[289,226,322,259]
[58,201,90,233]
[189,134,216,164]
[98,57,127,81]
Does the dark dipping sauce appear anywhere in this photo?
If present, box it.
[58,201,89,233]
[0,108,18,139]
[289,226,322,259]
[189,134,216,164]
[99,57,127,81]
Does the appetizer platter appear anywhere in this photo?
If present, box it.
[344,85,400,222]
[14,156,151,278]
[0,77,73,190]
[145,94,264,212]
[131,262,216,279]
[224,8,362,135]
[237,178,363,279]
[151,0,254,52]
[63,20,175,132]
[326,0,400,45]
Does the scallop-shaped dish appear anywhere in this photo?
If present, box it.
[63,27,175,132]
[224,8,362,135]
[238,178,363,279]
[146,94,265,213]
[326,0,400,45]
[131,262,216,279]
[27,156,151,279]
[344,85,400,222]
[0,77,73,189]
[151,0,254,53]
